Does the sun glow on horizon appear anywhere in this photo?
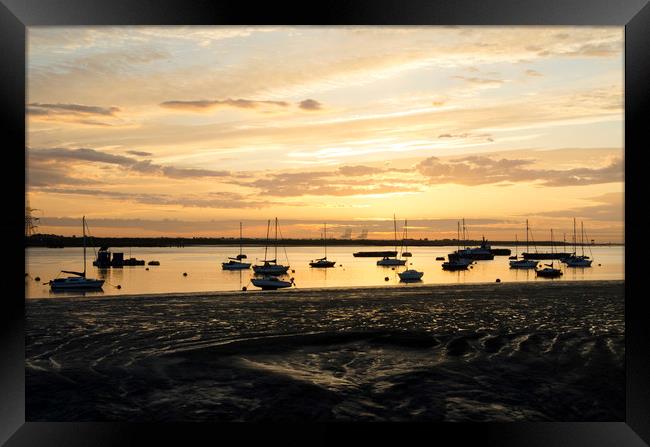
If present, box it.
[26,26,624,242]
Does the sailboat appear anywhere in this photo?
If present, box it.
[251,276,293,290]
[454,219,494,260]
[252,218,290,275]
[536,229,563,278]
[522,221,572,260]
[510,220,538,269]
[310,223,336,268]
[563,219,593,267]
[442,221,472,271]
[222,222,251,270]
[49,216,105,290]
[377,215,407,266]
[402,219,412,257]
[509,235,519,260]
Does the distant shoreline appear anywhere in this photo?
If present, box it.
[25,234,624,248]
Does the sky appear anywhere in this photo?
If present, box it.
[26,26,624,242]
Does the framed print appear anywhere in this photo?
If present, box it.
[2,0,649,445]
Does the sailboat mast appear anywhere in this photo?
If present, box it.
[549,228,555,267]
[264,219,270,261]
[573,217,577,256]
[515,234,518,257]
[405,219,408,253]
[274,218,278,261]
[324,223,327,258]
[526,219,529,252]
[457,220,460,252]
[581,221,585,256]
[239,222,243,256]
[393,214,397,253]
[82,216,86,277]
[463,218,466,248]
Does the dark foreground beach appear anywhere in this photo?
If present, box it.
[26,280,624,422]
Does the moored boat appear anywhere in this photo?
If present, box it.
[510,221,538,269]
[442,221,472,271]
[535,229,563,278]
[222,222,251,270]
[353,250,398,258]
[251,276,293,290]
[49,216,105,290]
[536,264,563,278]
[253,218,290,275]
[310,223,336,268]
[376,215,407,266]
[398,269,424,281]
[453,219,494,260]
[562,219,594,267]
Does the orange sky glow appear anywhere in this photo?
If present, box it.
[26,26,624,242]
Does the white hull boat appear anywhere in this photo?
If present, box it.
[253,218,291,276]
[310,223,336,268]
[251,276,293,290]
[222,222,251,270]
[49,216,104,291]
[562,219,594,268]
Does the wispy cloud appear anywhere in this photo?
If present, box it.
[27,102,122,126]
[126,150,153,157]
[416,156,623,187]
[38,188,290,209]
[28,102,120,116]
[452,75,504,85]
[28,147,230,183]
[298,99,323,111]
[159,98,289,111]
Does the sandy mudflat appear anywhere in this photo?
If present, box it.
[26,280,624,421]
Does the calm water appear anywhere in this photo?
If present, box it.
[25,245,624,298]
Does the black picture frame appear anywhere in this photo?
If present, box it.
[3,0,648,445]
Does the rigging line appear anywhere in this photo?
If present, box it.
[277,223,290,265]
[85,219,98,259]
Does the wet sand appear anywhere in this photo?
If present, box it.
[26,280,624,421]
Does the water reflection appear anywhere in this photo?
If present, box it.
[25,245,624,298]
